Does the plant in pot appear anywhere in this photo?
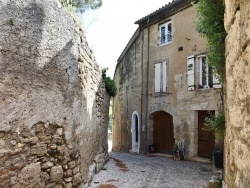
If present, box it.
[204,111,225,168]
[173,144,180,160]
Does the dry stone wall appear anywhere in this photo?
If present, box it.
[0,0,109,187]
[224,0,250,187]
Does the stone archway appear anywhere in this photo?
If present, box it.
[131,111,140,154]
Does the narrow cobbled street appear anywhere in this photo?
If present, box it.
[88,152,212,188]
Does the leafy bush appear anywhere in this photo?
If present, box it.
[204,112,225,140]
[102,68,117,97]
[194,0,226,82]
[58,0,102,13]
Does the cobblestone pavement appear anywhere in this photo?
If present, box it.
[88,152,212,188]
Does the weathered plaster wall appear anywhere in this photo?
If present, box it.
[0,0,109,187]
[112,30,142,153]
[224,0,250,187]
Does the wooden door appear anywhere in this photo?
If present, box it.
[198,111,215,158]
[153,111,175,154]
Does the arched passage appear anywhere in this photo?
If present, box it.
[131,111,140,154]
[153,111,175,154]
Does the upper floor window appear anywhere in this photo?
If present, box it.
[155,62,168,92]
[159,22,172,45]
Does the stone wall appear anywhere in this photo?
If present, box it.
[224,0,250,187]
[112,29,142,153]
[0,0,109,187]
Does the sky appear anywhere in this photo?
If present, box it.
[81,0,172,77]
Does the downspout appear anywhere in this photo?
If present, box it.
[144,16,150,154]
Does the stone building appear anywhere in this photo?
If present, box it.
[224,0,250,187]
[0,0,109,187]
[112,0,222,160]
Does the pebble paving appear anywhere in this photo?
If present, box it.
[88,152,212,188]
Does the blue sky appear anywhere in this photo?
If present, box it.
[81,0,171,77]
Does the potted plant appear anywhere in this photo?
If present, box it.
[204,111,225,168]
[173,144,180,160]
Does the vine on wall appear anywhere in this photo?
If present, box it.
[194,0,226,82]
[102,68,117,97]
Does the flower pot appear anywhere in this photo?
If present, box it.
[213,150,223,168]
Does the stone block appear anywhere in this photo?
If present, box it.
[30,144,47,156]
[50,166,63,183]
[72,167,79,175]
[68,161,76,169]
[56,128,63,136]
[17,162,44,187]
[23,136,38,144]
[64,177,72,183]
[64,182,72,188]
[42,162,54,169]
[72,173,82,186]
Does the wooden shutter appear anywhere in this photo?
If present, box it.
[162,62,167,92]
[155,63,161,92]
[213,74,222,88]
[187,56,195,90]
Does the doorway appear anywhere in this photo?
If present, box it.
[131,111,140,154]
[198,111,215,158]
[153,111,175,154]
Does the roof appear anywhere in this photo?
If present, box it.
[135,0,193,26]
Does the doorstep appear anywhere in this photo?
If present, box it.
[147,153,173,158]
[191,157,212,164]
[129,150,139,155]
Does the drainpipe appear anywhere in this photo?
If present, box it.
[144,16,150,155]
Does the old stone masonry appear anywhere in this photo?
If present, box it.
[0,0,109,187]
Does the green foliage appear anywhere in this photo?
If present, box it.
[59,0,102,13]
[195,0,226,82]
[204,112,225,140]
[9,17,14,25]
[172,144,179,154]
[102,68,117,97]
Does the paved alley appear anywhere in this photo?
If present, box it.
[88,152,212,188]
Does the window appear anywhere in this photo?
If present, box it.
[186,55,222,90]
[199,56,213,88]
[159,22,172,45]
[155,62,168,92]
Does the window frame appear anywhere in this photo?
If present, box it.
[198,55,214,88]
[186,55,222,90]
[159,21,172,45]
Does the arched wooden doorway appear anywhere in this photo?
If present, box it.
[153,111,175,154]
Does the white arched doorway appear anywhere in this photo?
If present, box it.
[131,111,140,154]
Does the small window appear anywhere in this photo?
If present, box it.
[159,22,172,45]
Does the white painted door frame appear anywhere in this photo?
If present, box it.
[131,111,140,154]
